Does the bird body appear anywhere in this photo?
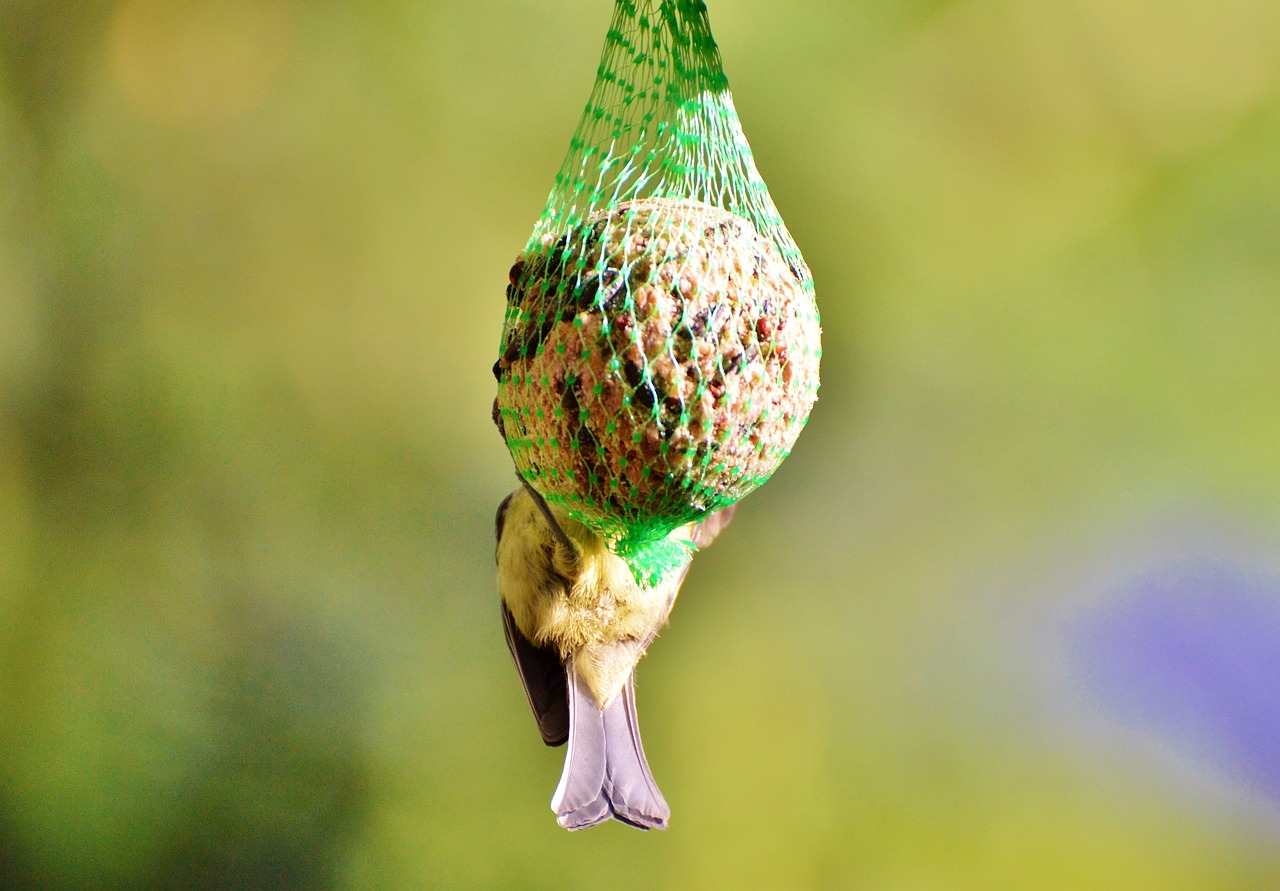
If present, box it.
[497,488,682,706]
[495,482,733,830]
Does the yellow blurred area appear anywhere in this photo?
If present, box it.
[2,0,1279,887]
[108,0,295,126]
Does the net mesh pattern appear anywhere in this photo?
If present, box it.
[494,0,821,583]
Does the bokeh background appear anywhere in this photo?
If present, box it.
[3,0,1280,887]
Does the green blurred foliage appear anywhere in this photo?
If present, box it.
[1,0,1279,887]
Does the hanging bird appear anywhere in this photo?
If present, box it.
[495,481,735,830]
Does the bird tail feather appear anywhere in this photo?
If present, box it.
[551,657,669,830]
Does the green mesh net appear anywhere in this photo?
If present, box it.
[494,0,821,584]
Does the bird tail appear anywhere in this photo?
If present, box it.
[550,656,670,830]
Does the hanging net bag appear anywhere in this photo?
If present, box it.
[494,0,821,584]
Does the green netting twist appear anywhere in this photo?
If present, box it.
[494,0,821,585]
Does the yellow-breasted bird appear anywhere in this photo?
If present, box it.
[495,481,734,830]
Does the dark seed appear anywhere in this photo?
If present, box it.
[622,359,644,389]
[633,380,657,412]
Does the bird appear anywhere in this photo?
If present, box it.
[495,480,735,830]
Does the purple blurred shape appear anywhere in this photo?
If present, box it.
[1075,562,1280,802]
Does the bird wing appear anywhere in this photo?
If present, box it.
[628,504,737,653]
[691,504,737,549]
[501,600,570,747]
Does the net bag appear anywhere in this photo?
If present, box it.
[494,0,821,584]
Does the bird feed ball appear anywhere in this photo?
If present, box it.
[494,197,820,555]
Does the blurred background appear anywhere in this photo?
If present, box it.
[2,0,1279,887]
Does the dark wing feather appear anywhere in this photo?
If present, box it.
[501,601,569,747]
